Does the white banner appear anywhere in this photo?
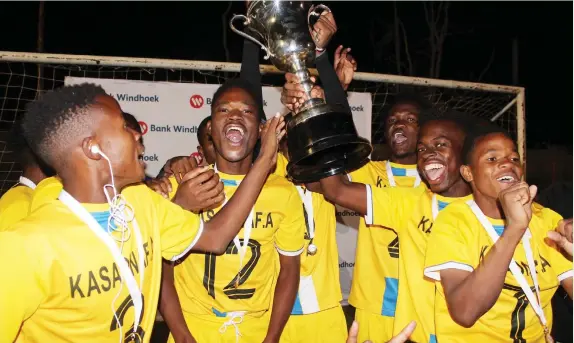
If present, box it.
[64,76,370,304]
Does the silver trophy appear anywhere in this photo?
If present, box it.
[231,1,371,183]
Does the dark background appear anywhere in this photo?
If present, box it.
[0,2,571,342]
[0,1,572,147]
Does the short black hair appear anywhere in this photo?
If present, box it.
[461,121,514,165]
[197,116,211,141]
[21,83,108,167]
[419,109,475,137]
[123,112,142,135]
[390,92,433,113]
[211,78,262,122]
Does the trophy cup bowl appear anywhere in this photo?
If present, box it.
[231,1,372,183]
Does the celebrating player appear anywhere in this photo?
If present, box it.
[344,92,431,343]
[157,77,305,343]
[269,11,352,343]
[424,125,573,342]
[280,50,430,343]
[317,112,474,343]
[159,116,216,180]
[0,83,285,342]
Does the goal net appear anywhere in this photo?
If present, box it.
[0,51,525,194]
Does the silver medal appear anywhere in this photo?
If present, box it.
[307,243,317,255]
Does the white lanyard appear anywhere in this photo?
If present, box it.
[296,186,314,240]
[214,166,254,277]
[467,200,549,336]
[385,161,421,187]
[58,190,145,334]
[19,176,36,190]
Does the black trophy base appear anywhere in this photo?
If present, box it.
[285,104,372,184]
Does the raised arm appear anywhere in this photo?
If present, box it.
[315,48,352,114]
[439,183,537,327]
[174,116,285,254]
[320,174,368,216]
[240,38,264,113]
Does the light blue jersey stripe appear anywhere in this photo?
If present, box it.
[381,277,399,317]
[291,294,303,315]
[390,166,407,176]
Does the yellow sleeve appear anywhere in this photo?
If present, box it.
[540,208,573,282]
[167,176,178,200]
[272,152,289,177]
[365,186,416,232]
[348,161,374,184]
[0,231,47,341]
[424,203,475,281]
[274,186,306,256]
[30,177,63,213]
[149,186,203,261]
[0,187,33,230]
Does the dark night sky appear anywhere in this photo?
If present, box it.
[0,1,571,147]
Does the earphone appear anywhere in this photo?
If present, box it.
[89,143,138,342]
[90,145,101,155]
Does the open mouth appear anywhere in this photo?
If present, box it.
[496,174,518,184]
[224,125,246,146]
[392,130,407,145]
[423,163,446,182]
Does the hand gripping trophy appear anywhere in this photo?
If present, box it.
[231,1,372,183]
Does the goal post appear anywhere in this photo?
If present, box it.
[0,51,525,194]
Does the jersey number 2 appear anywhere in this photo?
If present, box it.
[203,239,262,300]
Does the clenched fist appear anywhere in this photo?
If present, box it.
[499,181,537,236]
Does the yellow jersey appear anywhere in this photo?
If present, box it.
[29,176,64,212]
[0,177,36,230]
[424,201,573,343]
[170,171,306,317]
[346,161,422,319]
[291,188,341,314]
[272,152,289,178]
[365,185,471,343]
[0,182,203,343]
[271,153,342,314]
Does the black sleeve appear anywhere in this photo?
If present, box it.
[315,52,351,113]
[240,38,264,119]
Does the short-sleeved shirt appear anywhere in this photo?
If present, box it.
[0,178,36,230]
[272,152,289,178]
[271,154,343,314]
[291,188,341,314]
[170,170,306,317]
[346,161,422,321]
[365,184,471,343]
[0,183,203,343]
[424,201,573,343]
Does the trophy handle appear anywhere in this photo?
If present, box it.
[308,4,332,22]
[229,14,274,60]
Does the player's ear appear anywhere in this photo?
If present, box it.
[206,120,212,137]
[460,164,473,183]
[82,137,102,161]
[258,122,264,138]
